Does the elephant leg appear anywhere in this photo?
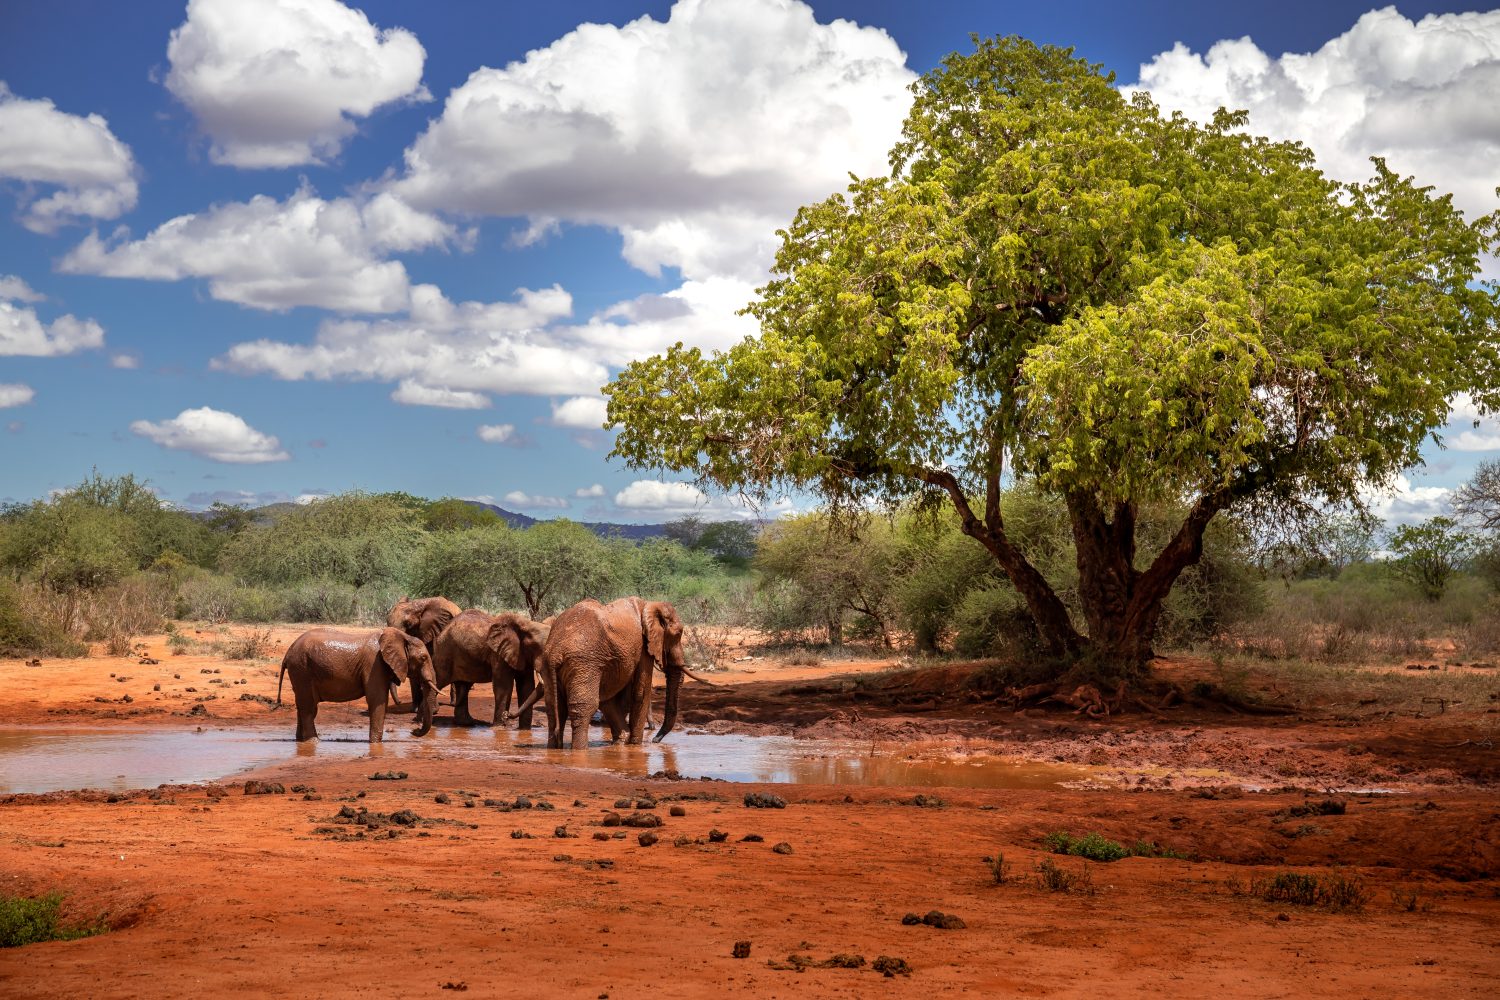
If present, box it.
[453,681,476,726]
[600,696,627,744]
[567,689,598,751]
[295,700,318,742]
[367,693,388,743]
[513,671,537,731]
[493,670,515,728]
[626,668,653,746]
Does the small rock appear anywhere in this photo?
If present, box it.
[614,798,633,809]
[635,798,657,810]
[772,842,794,855]
[740,834,763,843]
[243,780,285,795]
[592,831,611,841]
[369,771,408,781]
[872,956,912,977]
[435,793,451,804]
[601,811,622,827]
[732,941,752,959]
[152,683,161,692]
[673,835,692,847]
[622,813,662,828]
[669,805,686,817]
[901,913,922,925]
[637,831,659,847]
[708,829,729,843]
[510,830,532,839]
[744,792,786,809]
[514,795,533,809]
[554,825,576,839]
[921,910,965,930]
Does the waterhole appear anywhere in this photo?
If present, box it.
[0,725,1091,794]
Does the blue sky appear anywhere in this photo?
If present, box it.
[1,1,1496,523]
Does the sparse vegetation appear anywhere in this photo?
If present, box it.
[1036,858,1095,895]
[0,893,105,948]
[1250,871,1369,912]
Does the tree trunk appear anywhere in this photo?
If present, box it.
[825,611,843,647]
[1066,492,1222,674]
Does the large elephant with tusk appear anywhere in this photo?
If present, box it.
[541,597,692,749]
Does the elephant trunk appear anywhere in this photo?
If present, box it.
[652,667,682,744]
[412,682,437,737]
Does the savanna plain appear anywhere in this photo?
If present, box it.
[1,606,1496,997]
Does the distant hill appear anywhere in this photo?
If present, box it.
[462,501,670,540]
[228,498,672,540]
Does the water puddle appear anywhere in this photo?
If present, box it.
[0,725,1091,794]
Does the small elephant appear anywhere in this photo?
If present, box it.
[277,627,439,742]
[386,595,460,711]
[543,597,687,749]
[432,610,549,729]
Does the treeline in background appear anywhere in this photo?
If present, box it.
[4,472,1500,669]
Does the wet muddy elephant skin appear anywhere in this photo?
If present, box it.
[386,596,459,711]
[543,597,685,749]
[432,610,549,729]
[277,627,438,743]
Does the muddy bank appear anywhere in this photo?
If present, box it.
[3,753,1498,998]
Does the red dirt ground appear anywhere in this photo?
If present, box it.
[1,626,1497,997]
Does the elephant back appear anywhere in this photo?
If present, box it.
[435,609,498,686]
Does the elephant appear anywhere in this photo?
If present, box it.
[277,627,438,742]
[432,610,549,729]
[386,596,460,710]
[542,597,687,749]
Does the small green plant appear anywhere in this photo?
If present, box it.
[1252,871,1368,912]
[166,632,193,655]
[1036,858,1095,895]
[1043,831,1129,862]
[0,893,105,948]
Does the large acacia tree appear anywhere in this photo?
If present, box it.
[606,38,1499,675]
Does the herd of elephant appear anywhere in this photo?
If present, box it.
[276,595,705,750]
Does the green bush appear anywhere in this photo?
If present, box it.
[0,581,86,657]
[0,892,104,948]
[1043,831,1130,863]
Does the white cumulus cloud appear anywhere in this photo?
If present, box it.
[1359,473,1452,527]
[0,298,104,357]
[0,82,138,232]
[477,423,517,444]
[574,483,606,498]
[165,0,429,168]
[391,0,915,283]
[1440,394,1500,451]
[1130,8,1500,226]
[59,186,452,313]
[110,353,140,370]
[0,275,44,302]
[131,406,290,463]
[0,383,35,408]
[503,490,570,510]
[216,282,601,396]
[390,380,489,409]
[549,395,608,430]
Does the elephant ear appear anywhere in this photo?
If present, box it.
[419,602,455,646]
[643,601,682,670]
[485,617,522,670]
[378,628,411,685]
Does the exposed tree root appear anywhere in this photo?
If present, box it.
[1003,677,1295,718]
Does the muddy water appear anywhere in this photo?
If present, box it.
[0,725,1091,794]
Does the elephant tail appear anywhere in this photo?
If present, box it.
[276,657,288,706]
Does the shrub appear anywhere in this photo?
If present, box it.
[1252,871,1368,912]
[1035,859,1094,894]
[1043,831,1130,863]
[0,893,104,948]
[211,628,275,661]
[0,581,86,657]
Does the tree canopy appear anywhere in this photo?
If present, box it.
[606,37,1500,674]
